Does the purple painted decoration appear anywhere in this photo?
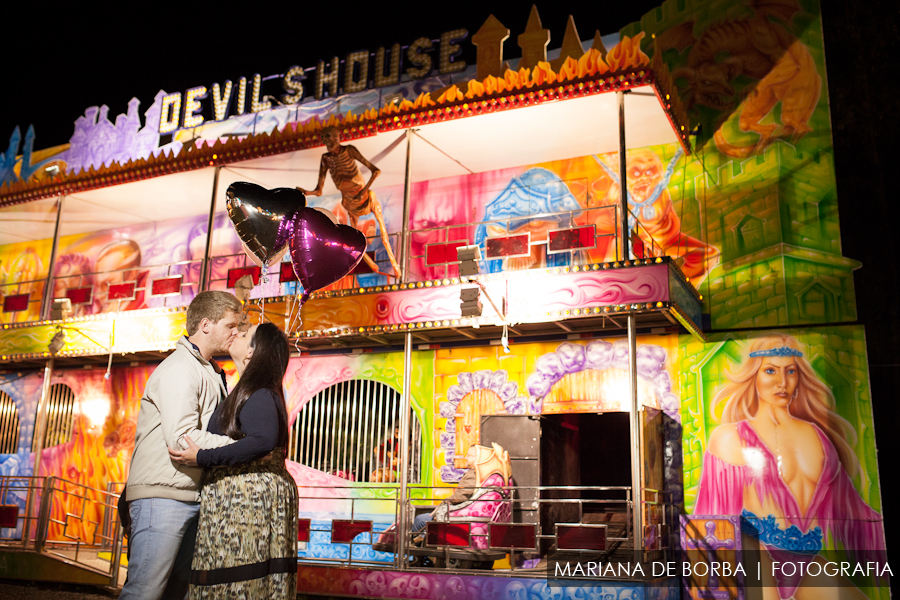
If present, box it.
[67,93,165,173]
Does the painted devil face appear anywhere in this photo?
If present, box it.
[626,152,664,202]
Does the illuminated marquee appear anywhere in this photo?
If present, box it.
[158,29,468,134]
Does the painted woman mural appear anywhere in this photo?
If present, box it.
[696,334,885,599]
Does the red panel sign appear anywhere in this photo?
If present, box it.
[485,234,530,259]
[226,266,261,288]
[280,263,297,283]
[108,282,136,300]
[2,294,29,313]
[298,518,311,542]
[151,276,183,296]
[0,504,17,528]
[548,225,596,253]
[66,286,93,305]
[632,233,646,259]
[426,522,471,547]
[489,523,537,550]
[556,524,606,551]
[331,519,372,544]
[426,240,469,266]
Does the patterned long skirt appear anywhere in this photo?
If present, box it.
[189,450,298,599]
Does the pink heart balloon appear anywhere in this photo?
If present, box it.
[288,207,367,300]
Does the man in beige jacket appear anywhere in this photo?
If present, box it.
[120,291,241,600]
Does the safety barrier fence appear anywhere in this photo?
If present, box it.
[292,483,677,572]
[0,476,675,585]
[0,475,125,587]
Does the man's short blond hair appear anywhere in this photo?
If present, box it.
[186,291,242,335]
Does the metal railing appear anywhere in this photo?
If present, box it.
[0,475,125,587]
[6,198,674,324]
[0,279,47,323]
[405,203,625,282]
[293,482,677,573]
[401,484,641,570]
[295,483,402,568]
[0,476,676,583]
[0,476,44,547]
[47,258,204,317]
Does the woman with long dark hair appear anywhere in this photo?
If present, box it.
[169,322,297,599]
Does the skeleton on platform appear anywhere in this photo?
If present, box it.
[298,127,401,279]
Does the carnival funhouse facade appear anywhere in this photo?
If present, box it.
[0,1,888,598]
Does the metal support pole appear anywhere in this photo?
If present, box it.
[200,166,221,292]
[627,314,643,563]
[40,196,65,319]
[34,476,54,554]
[617,91,630,261]
[25,356,54,545]
[399,130,415,284]
[396,332,414,570]
[110,520,125,587]
[32,357,53,479]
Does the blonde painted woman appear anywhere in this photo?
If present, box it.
[696,333,885,599]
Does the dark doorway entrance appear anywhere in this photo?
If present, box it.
[540,412,632,554]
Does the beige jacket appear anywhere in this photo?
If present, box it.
[125,337,233,502]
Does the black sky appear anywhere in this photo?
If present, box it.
[0,2,665,149]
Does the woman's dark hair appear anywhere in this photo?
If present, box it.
[218,323,290,449]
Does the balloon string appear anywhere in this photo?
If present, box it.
[259,264,269,324]
[286,293,297,333]
[287,287,304,334]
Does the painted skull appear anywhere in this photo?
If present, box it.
[584,340,614,370]
[366,571,387,596]
[564,586,587,600]
[298,569,320,590]
[443,576,467,600]
[387,575,409,597]
[504,581,528,600]
[407,574,431,599]
[587,585,616,600]
[530,581,563,600]
[479,579,501,600]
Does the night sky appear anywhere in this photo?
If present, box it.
[0,2,664,149]
[2,0,898,583]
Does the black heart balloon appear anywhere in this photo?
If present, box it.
[225,182,306,268]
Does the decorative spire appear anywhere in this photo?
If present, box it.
[472,14,510,80]
[591,30,608,60]
[517,5,550,71]
[551,15,584,71]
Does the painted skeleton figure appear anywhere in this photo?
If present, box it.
[298,126,402,278]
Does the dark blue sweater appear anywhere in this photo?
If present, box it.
[196,388,281,467]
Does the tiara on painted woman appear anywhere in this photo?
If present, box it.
[749,346,803,358]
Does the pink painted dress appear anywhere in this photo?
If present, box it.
[695,421,885,598]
